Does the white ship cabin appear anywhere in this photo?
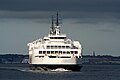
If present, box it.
[27,13,82,60]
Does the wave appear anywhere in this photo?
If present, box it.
[0,67,71,73]
[50,68,71,72]
[18,68,71,72]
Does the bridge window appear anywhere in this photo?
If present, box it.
[50,37,66,39]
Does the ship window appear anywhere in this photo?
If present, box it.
[75,51,78,54]
[57,37,62,39]
[58,37,66,39]
[47,46,50,49]
[43,51,46,54]
[55,46,57,49]
[49,56,56,58]
[39,56,44,58]
[76,56,78,58]
[35,56,39,57]
[61,37,65,39]
[59,51,62,54]
[44,39,48,41]
[58,46,61,49]
[51,46,54,49]
[55,51,58,54]
[39,51,42,54]
[51,51,54,54]
[67,51,70,54]
[60,56,71,58]
[71,51,73,54]
[66,46,70,49]
[63,51,66,54]
[50,37,66,39]
[47,51,50,54]
[62,46,65,49]
[50,37,53,39]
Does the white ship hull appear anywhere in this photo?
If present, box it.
[29,56,82,71]
[29,64,82,71]
[30,56,81,65]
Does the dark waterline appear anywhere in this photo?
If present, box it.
[0,64,120,80]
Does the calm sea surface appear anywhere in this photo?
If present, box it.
[0,64,120,80]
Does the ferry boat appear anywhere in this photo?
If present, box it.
[27,13,83,71]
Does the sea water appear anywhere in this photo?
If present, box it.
[0,64,120,80]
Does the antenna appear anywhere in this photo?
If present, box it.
[51,15,54,30]
[56,12,59,26]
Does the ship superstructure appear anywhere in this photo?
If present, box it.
[27,13,82,71]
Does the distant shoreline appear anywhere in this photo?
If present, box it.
[0,54,120,65]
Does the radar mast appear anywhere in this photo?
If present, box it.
[50,12,61,35]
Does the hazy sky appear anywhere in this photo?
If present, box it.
[0,0,120,56]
